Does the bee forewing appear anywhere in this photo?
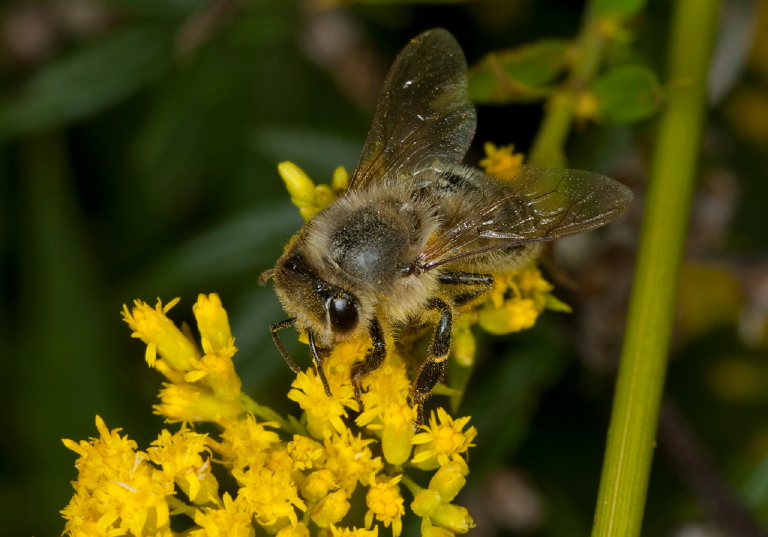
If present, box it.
[484,165,634,239]
[420,165,633,270]
[350,28,477,190]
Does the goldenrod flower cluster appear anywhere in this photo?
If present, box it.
[61,146,565,536]
[61,294,477,536]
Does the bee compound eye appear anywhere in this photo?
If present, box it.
[327,293,358,334]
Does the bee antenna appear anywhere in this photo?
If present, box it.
[259,269,275,286]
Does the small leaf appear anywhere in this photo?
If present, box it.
[591,64,662,124]
[545,294,573,313]
[593,0,647,18]
[468,39,570,104]
[0,25,172,138]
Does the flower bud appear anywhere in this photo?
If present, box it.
[411,489,441,518]
[193,293,232,353]
[275,521,309,537]
[429,461,468,502]
[421,525,455,537]
[431,504,474,534]
[381,413,414,466]
[311,490,350,528]
[301,469,336,502]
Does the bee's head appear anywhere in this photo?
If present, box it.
[270,248,362,345]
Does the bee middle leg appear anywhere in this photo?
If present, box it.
[412,297,454,425]
[438,271,495,306]
[412,272,494,424]
[350,317,387,408]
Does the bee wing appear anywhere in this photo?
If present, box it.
[419,165,633,270]
[349,28,476,190]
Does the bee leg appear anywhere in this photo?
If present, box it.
[412,298,453,425]
[308,329,333,397]
[270,318,300,373]
[438,271,495,306]
[350,317,387,410]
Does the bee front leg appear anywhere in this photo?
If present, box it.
[270,318,300,373]
[350,317,386,409]
[412,298,453,425]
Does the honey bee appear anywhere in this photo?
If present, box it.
[262,28,632,423]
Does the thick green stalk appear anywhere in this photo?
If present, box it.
[591,1,721,536]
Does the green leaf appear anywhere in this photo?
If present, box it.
[0,24,172,138]
[545,294,573,313]
[592,0,647,18]
[591,64,663,124]
[468,39,570,104]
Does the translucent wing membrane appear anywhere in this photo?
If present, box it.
[350,28,477,190]
[419,165,634,270]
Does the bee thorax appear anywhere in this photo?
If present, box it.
[328,205,414,285]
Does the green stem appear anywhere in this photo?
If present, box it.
[528,9,606,167]
[401,474,425,497]
[238,393,294,432]
[591,1,721,536]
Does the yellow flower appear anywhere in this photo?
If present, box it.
[428,461,468,502]
[288,369,358,439]
[323,430,383,494]
[575,90,599,120]
[429,504,474,534]
[190,493,255,537]
[287,435,325,472]
[122,298,200,371]
[478,142,525,177]
[193,293,233,353]
[125,295,245,406]
[210,414,281,472]
[278,162,348,221]
[147,427,218,505]
[235,466,306,529]
[327,525,379,537]
[476,265,566,336]
[302,468,338,502]
[67,291,481,535]
[421,525,455,537]
[357,363,415,465]
[411,489,442,518]
[411,409,477,470]
[154,382,242,423]
[364,474,405,537]
[61,416,174,537]
[450,321,476,367]
[312,489,351,528]
[267,449,296,475]
[478,297,539,334]
[277,522,311,537]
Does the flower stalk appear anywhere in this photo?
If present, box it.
[591,0,722,535]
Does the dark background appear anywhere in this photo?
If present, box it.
[2,0,768,535]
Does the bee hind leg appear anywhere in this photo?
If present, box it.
[350,317,387,411]
[412,298,453,425]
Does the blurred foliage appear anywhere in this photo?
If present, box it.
[1,0,768,535]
